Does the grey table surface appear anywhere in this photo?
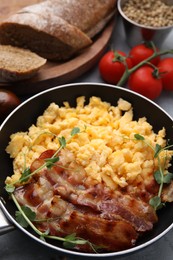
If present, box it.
[1,15,173,260]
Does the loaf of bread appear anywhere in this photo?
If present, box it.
[0,45,46,82]
[0,0,116,61]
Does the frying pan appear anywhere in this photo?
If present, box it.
[0,82,173,259]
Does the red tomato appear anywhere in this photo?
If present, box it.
[129,43,160,66]
[158,58,173,90]
[99,50,133,84]
[128,66,162,100]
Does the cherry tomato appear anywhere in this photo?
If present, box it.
[129,43,160,66]
[99,50,133,84]
[0,89,20,122]
[128,66,162,100]
[158,58,173,91]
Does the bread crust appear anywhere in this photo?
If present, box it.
[0,11,92,60]
[22,0,116,37]
[0,0,116,61]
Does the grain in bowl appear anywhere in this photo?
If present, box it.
[122,0,173,27]
[118,0,173,47]
[5,96,173,252]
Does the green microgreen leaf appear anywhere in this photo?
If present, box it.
[15,210,29,228]
[5,184,15,193]
[71,127,80,137]
[63,237,76,249]
[133,133,173,211]
[58,136,66,148]
[19,167,31,183]
[15,206,36,228]
[154,170,162,184]
[163,172,173,184]
[154,143,162,158]
[149,196,162,211]
[45,156,59,169]
[63,233,87,249]
[15,205,36,228]
[22,206,36,221]
[134,134,145,140]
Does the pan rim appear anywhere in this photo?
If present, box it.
[1,82,173,258]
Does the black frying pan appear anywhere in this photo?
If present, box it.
[0,83,173,259]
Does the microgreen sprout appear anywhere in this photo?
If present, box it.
[11,194,98,252]
[15,205,36,228]
[4,126,99,251]
[5,127,81,193]
[19,167,31,183]
[134,133,173,210]
[45,157,59,169]
[5,184,15,193]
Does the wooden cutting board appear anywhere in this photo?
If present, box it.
[0,0,116,96]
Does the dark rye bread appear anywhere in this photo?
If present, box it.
[0,45,46,81]
[0,0,116,61]
[0,12,92,61]
[23,0,116,37]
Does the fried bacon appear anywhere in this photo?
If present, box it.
[14,149,158,252]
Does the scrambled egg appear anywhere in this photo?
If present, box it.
[6,96,170,189]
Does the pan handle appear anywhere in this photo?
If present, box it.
[0,199,15,235]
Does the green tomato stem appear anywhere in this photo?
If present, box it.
[117,49,173,86]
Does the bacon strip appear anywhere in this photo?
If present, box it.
[14,149,158,252]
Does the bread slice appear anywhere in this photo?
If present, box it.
[0,45,46,82]
[0,0,116,61]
